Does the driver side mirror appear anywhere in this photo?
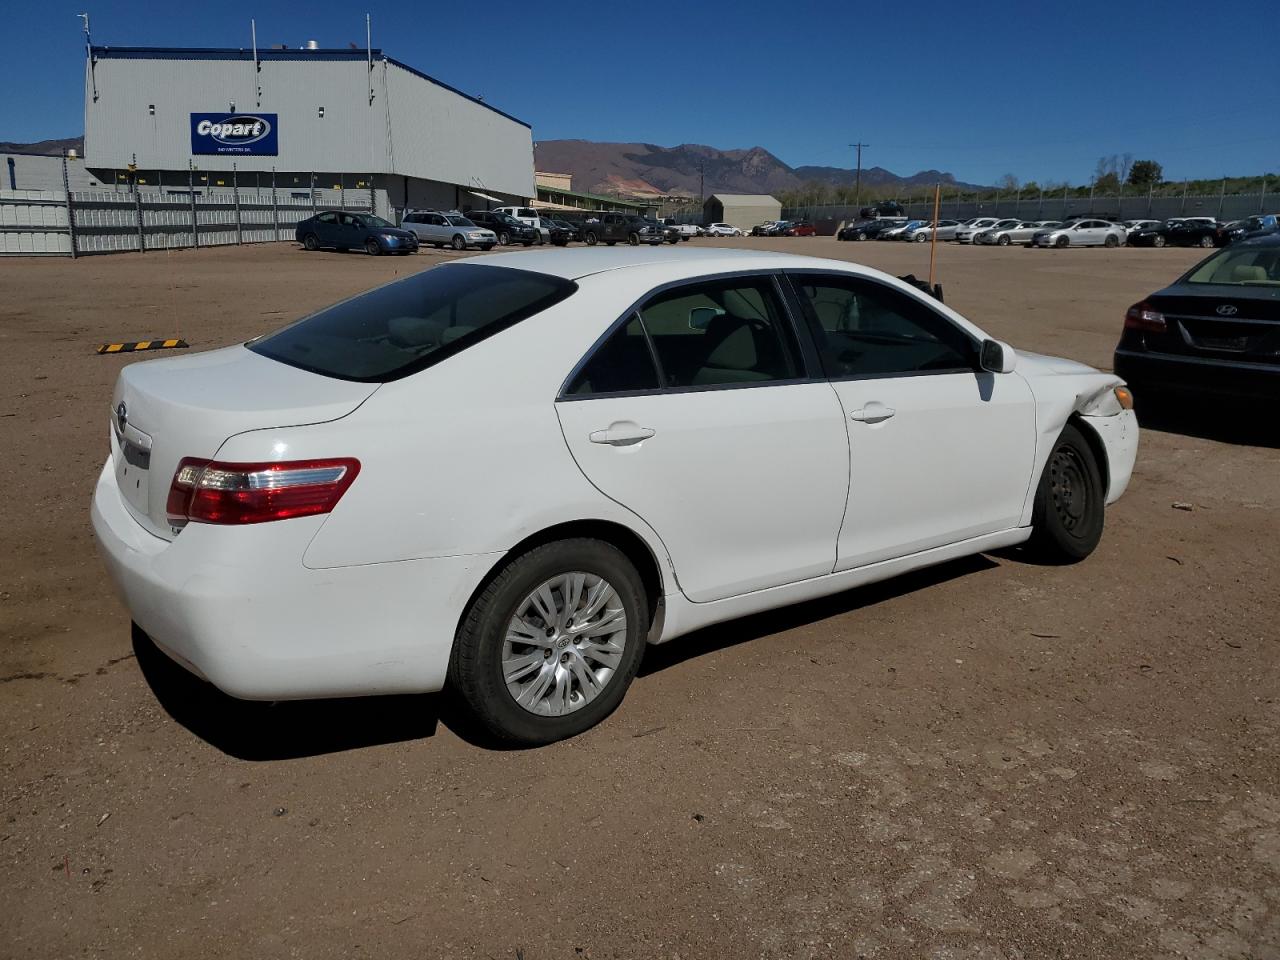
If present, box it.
[979,339,1017,374]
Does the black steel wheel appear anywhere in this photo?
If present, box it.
[1028,423,1105,562]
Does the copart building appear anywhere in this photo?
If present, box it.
[83,44,534,214]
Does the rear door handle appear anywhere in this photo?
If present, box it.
[589,422,656,446]
[849,403,896,424]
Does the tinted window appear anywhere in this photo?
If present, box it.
[791,275,976,378]
[638,278,800,388]
[566,316,660,396]
[317,212,338,224]
[250,264,577,382]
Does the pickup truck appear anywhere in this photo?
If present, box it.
[580,212,666,246]
[661,218,699,241]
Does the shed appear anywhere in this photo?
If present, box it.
[702,194,781,231]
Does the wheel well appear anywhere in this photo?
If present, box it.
[1067,413,1110,496]
[457,520,665,641]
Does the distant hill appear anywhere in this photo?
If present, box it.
[534,140,986,197]
[0,137,83,156]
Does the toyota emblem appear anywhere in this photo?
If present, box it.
[1216,305,1238,316]
[116,402,128,433]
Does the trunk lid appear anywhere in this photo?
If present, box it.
[1146,285,1280,363]
[109,344,378,540]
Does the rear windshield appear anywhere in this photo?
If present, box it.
[249,264,578,382]
[1184,246,1280,287]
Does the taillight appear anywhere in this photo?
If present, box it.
[1124,301,1167,333]
[166,458,360,526]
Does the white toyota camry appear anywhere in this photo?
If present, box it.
[93,248,1138,744]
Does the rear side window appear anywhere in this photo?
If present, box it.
[250,264,577,382]
[566,316,660,395]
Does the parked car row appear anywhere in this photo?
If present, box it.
[751,220,817,237]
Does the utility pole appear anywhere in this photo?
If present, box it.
[849,142,869,207]
[699,159,705,205]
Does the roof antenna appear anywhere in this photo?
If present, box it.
[79,13,98,102]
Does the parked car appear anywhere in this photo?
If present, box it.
[467,210,539,246]
[837,217,907,241]
[1165,219,1223,248]
[1219,214,1279,245]
[976,220,1058,246]
[535,216,573,246]
[1031,220,1126,248]
[296,211,419,255]
[954,218,1003,244]
[750,222,779,236]
[907,220,962,242]
[401,210,497,251]
[785,221,817,237]
[860,201,905,218]
[876,219,923,240]
[765,221,793,236]
[93,247,1137,745]
[661,218,700,241]
[1115,233,1280,403]
[579,212,665,246]
[494,206,543,232]
[1126,221,1174,247]
[544,216,581,242]
[1124,219,1162,235]
[707,223,743,237]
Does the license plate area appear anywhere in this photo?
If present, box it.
[112,420,153,515]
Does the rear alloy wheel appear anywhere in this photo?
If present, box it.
[1104,234,1119,248]
[449,539,649,745]
[1154,235,1166,248]
[302,233,320,251]
[498,231,511,245]
[451,234,466,251]
[1199,235,1214,248]
[1055,235,1069,248]
[915,232,929,242]
[1028,423,1105,562]
[998,234,1011,246]
[365,238,381,256]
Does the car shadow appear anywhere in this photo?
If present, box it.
[1136,396,1280,449]
[639,554,998,678]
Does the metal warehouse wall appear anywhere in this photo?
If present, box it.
[84,50,533,198]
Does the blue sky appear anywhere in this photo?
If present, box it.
[2,0,1276,185]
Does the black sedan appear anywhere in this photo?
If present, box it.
[1165,220,1223,248]
[465,210,538,246]
[1127,220,1177,247]
[837,218,902,241]
[1220,214,1280,246]
[296,211,419,255]
[1114,233,1280,402]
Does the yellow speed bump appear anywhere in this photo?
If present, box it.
[96,339,189,355]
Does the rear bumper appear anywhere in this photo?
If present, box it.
[1114,349,1280,401]
[91,459,499,700]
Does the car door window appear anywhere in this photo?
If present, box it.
[317,212,338,224]
[637,278,801,388]
[565,316,661,396]
[790,275,977,378]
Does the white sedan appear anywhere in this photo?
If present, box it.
[93,248,1138,745]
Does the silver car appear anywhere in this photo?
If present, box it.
[975,220,1060,246]
[908,219,962,242]
[1031,219,1126,248]
[954,217,1002,243]
[402,210,497,251]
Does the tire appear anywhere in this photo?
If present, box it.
[914,232,928,242]
[1027,423,1105,563]
[998,234,1011,246]
[585,231,598,246]
[627,232,640,246]
[302,233,320,251]
[1199,235,1214,248]
[1104,234,1119,248]
[498,231,511,245]
[1154,235,1166,248]
[681,235,690,242]
[365,238,381,256]
[448,539,649,745]
[451,234,466,251]
[1055,235,1069,248]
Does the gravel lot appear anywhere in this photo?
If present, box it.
[1,238,1277,960]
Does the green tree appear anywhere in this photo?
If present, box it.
[1128,160,1163,186]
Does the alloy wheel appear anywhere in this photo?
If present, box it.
[501,573,628,717]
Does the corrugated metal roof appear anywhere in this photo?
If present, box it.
[706,194,781,204]
[90,46,529,128]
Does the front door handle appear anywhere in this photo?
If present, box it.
[849,403,896,424]
[589,422,656,446]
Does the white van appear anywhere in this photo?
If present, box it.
[494,206,542,230]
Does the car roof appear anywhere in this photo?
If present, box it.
[454,246,880,281]
[1239,232,1280,248]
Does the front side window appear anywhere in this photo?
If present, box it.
[250,264,577,382]
[638,278,800,388]
[790,275,977,378]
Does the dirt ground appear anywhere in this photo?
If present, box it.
[1,238,1277,960]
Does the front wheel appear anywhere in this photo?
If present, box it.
[448,539,649,745]
[584,231,598,246]
[627,232,640,246]
[1055,235,1069,248]
[1027,423,1105,563]
[451,234,466,251]
[1199,234,1214,248]
[498,231,511,245]
[365,238,381,256]
[1154,235,1166,248]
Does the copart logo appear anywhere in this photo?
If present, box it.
[196,115,271,146]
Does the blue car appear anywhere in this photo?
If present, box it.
[296,210,419,256]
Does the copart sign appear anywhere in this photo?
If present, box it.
[190,113,279,155]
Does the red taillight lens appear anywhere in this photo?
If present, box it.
[1124,301,1167,333]
[166,457,360,526]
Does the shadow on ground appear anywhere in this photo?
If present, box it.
[135,554,1001,758]
[1137,396,1280,449]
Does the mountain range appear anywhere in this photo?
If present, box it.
[533,140,988,198]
